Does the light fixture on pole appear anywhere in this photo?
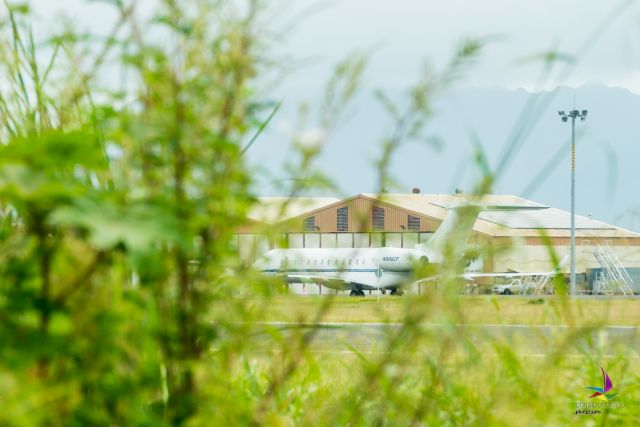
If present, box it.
[558,109,588,296]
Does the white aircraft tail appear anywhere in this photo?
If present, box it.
[416,203,482,263]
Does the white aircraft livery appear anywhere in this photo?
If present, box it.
[255,204,481,295]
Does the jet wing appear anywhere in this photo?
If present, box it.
[463,255,569,281]
[409,271,560,287]
[463,272,560,279]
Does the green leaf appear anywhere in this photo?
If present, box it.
[0,130,105,171]
[0,164,79,206]
[50,198,188,253]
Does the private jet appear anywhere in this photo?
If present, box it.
[255,204,482,296]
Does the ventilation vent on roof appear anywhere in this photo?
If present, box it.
[454,188,464,195]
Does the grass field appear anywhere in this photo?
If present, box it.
[251,295,640,326]
[226,294,640,425]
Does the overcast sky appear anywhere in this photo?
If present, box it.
[35,0,640,92]
[277,0,640,93]
[32,1,640,228]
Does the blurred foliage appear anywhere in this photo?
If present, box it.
[0,0,265,424]
[0,1,638,426]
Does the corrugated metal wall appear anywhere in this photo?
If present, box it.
[303,197,440,233]
[492,243,640,273]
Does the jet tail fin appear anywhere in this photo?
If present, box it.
[416,203,482,263]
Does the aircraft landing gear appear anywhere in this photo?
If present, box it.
[389,288,404,296]
[349,289,366,297]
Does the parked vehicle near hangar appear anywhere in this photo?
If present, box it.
[492,279,528,295]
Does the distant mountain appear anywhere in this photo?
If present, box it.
[247,83,640,231]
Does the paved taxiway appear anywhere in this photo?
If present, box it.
[250,322,640,357]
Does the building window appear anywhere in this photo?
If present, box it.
[408,215,420,231]
[372,207,385,231]
[304,215,316,231]
[337,207,348,232]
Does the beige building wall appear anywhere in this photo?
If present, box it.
[297,196,441,233]
[491,241,640,273]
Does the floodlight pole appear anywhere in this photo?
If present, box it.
[558,109,588,296]
[571,114,576,296]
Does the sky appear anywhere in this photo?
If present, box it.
[273,0,640,92]
[35,1,640,91]
[31,0,640,229]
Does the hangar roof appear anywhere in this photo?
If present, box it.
[479,208,612,230]
[248,193,639,239]
[339,193,639,239]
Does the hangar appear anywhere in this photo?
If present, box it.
[237,192,640,292]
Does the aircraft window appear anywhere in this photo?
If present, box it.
[314,259,317,265]
[355,259,360,265]
[349,259,352,265]
[321,259,325,265]
[307,259,310,265]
